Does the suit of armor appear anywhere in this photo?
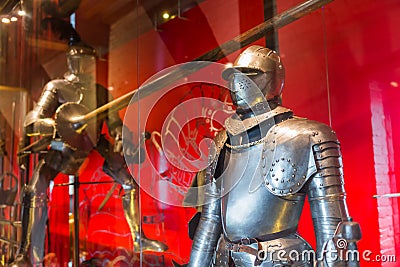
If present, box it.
[11,44,167,267]
[188,46,361,267]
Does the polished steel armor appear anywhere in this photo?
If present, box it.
[11,44,167,267]
[188,45,361,267]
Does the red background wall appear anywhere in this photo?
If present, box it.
[47,0,400,266]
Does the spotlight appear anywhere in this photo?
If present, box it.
[162,12,170,19]
[1,18,10,23]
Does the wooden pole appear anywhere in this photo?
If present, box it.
[71,0,334,124]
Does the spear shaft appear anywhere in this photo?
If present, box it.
[72,0,334,123]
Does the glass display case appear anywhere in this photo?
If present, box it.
[0,86,28,265]
[0,0,399,266]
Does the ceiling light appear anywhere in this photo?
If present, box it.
[1,18,10,23]
[162,12,170,19]
[17,10,26,16]
[10,16,18,22]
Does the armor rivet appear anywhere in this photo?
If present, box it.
[287,159,291,162]
[263,173,267,176]
[289,189,293,192]
[292,174,295,178]
[273,140,275,143]
[303,176,306,179]
[272,174,275,177]
[320,183,323,186]
[316,132,319,135]
[270,169,273,172]
[275,178,278,181]
[318,140,322,143]
[272,163,275,166]
[280,190,283,193]
[281,158,284,161]
[281,169,284,172]
[262,164,266,168]
[281,180,284,183]
[266,182,269,185]
[276,159,279,162]
[292,163,295,167]
[297,182,300,186]
[262,156,265,159]
[272,188,275,191]
[294,169,297,172]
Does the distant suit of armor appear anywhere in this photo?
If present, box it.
[188,46,361,267]
[11,44,167,267]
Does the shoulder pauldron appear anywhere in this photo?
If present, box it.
[262,117,340,196]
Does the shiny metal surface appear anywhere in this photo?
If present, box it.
[188,181,223,267]
[222,46,284,102]
[188,45,361,266]
[225,106,292,136]
[305,135,360,267]
[54,102,95,150]
[189,113,361,267]
[221,142,305,242]
[67,45,96,76]
[188,131,227,267]
[13,43,167,266]
[122,189,168,252]
[227,72,270,114]
[231,46,282,73]
[17,160,56,266]
[214,234,313,267]
[263,117,320,196]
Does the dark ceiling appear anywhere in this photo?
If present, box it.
[75,0,202,54]
[0,0,19,15]
[77,0,201,26]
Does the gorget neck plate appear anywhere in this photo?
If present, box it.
[224,106,292,136]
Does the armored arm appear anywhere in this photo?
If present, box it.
[188,131,227,267]
[24,81,62,136]
[307,125,361,267]
[19,80,65,166]
[25,77,83,135]
[188,170,222,267]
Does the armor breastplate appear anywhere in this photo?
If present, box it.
[220,142,306,242]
